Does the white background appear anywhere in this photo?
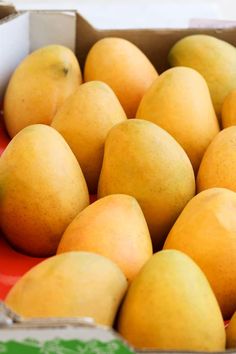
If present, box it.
[10,0,236,29]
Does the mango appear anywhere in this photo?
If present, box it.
[117,250,225,351]
[221,89,236,128]
[226,312,236,348]
[4,45,82,138]
[136,67,219,173]
[0,124,89,257]
[97,119,195,249]
[168,34,236,119]
[57,194,153,282]
[5,251,128,326]
[84,37,158,118]
[197,126,236,193]
[51,81,127,193]
[164,188,236,319]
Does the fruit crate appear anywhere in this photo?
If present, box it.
[0,5,236,354]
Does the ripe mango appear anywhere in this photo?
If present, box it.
[84,37,158,117]
[136,67,219,173]
[221,89,236,128]
[5,251,128,326]
[98,119,195,249]
[226,312,236,348]
[197,126,236,193]
[117,250,225,351]
[168,34,236,119]
[164,187,236,319]
[57,194,153,282]
[0,124,89,257]
[51,81,127,193]
[4,45,82,138]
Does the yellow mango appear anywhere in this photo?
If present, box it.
[117,250,225,351]
[0,124,89,257]
[168,34,236,119]
[4,45,82,137]
[51,81,127,193]
[84,37,158,117]
[221,89,236,128]
[98,119,195,249]
[136,67,219,173]
[5,251,128,326]
[197,126,236,193]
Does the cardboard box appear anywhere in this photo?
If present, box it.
[0,302,135,353]
[2,6,236,101]
[0,1,16,20]
[0,5,235,353]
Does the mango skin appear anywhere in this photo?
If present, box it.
[117,250,225,351]
[221,89,236,128]
[0,124,89,257]
[226,312,236,348]
[97,119,195,249]
[84,37,158,118]
[51,81,127,193]
[57,194,153,282]
[197,126,236,193]
[164,188,236,319]
[168,34,236,119]
[136,66,219,173]
[5,251,128,326]
[4,45,82,138]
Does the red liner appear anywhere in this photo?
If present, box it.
[0,236,45,299]
[0,114,10,153]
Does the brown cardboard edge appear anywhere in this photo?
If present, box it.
[75,11,236,74]
[0,301,136,352]
[189,18,236,28]
[0,2,17,21]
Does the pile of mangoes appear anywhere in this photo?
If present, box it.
[1,34,236,351]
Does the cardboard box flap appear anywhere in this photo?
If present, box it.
[0,12,29,100]
[29,11,76,52]
[0,10,76,102]
[76,12,236,74]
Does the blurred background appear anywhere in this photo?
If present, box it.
[9,0,236,29]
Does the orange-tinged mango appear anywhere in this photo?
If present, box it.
[164,187,236,319]
[57,194,153,282]
[84,37,158,117]
[226,312,236,348]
